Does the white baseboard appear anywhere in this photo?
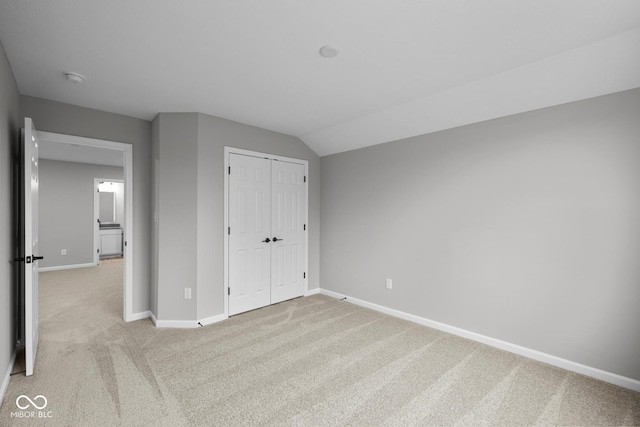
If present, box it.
[154,319,200,328]
[320,289,640,392]
[39,262,95,272]
[151,313,227,328]
[128,311,151,322]
[1,349,17,407]
[151,290,321,328]
[198,313,227,326]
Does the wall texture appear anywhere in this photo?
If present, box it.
[39,159,123,268]
[0,40,20,402]
[20,96,152,314]
[154,113,199,322]
[151,112,320,322]
[321,88,640,382]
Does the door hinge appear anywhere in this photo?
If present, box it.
[304,224,306,231]
[228,287,230,296]
[125,241,127,246]
[228,166,231,174]
[228,227,231,235]
[97,249,99,253]
[303,272,306,279]
[304,176,307,183]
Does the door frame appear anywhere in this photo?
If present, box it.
[93,178,125,265]
[223,146,309,317]
[38,131,135,322]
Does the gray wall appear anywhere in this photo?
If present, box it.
[152,112,320,322]
[154,113,199,321]
[321,88,640,382]
[20,96,152,315]
[39,159,123,268]
[0,40,20,398]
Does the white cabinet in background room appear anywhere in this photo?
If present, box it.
[100,227,123,258]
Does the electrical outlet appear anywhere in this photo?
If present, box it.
[60,249,67,256]
[184,288,192,299]
[386,278,392,290]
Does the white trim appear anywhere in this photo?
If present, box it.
[123,145,134,322]
[223,148,230,318]
[39,262,95,272]
[152,313,228,328]
[0,349,17,407]
[94,178,99,265]
[319,289,640,392]
[305,288,321,296]
[129,310,151,322]
[223,146,309,318]
[154,319,200,329]
[199,313,228,326]
[38,131,135,323]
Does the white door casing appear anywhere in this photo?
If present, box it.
[226,149,308,316]
[37,131,134,322]
[24,117,40,376]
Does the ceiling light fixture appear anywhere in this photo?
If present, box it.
[64,72,85,83]
[319,45,339,58]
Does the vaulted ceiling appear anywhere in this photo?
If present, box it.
[1,1,639,156]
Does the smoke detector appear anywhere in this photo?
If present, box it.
[64,72,86,83]
[319,45,339,58]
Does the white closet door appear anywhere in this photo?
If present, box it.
[270,161,306,304]
[228,154,271,315]
[24,117,41,376]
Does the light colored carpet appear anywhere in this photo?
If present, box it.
[1,259,639,426]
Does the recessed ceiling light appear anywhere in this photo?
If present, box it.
[64,72,85,83]
[319,45,339,58]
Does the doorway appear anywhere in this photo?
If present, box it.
[224,147,309,316]
[37,131,134,322]
[94,179,125,264]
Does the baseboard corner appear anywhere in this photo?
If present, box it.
[129,310,151,322]
[198,313,227,326]
[305,287,321,296]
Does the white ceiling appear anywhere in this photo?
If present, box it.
[1,1,639,157]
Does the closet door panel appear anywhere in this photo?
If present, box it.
[271,161,306,304]
[228,154,271,315]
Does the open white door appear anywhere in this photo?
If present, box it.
[23,117,41,376]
